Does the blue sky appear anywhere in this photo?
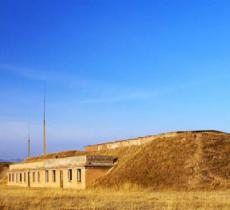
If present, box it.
[1,0,230,159]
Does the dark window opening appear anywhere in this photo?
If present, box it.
[77,169,81,182]
[20,173,22,182]
[68,169,72,182]
[52,170,56,182]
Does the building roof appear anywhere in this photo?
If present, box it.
[9,155,114,171]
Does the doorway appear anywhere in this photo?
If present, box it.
[28,172,30,187]
[60,170,63,188]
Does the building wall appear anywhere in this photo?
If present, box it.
[84,132,179,152]
[7,155,114,189]
[8,167,87,189]
[62,167,85,189]
[7,166,111,189]
[85,167,111,188]
[7,171,28,187]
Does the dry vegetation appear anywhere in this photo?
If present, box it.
[0,185,229,210]
[1,131,230,209]
[94,132,230,190]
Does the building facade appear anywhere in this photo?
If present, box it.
[84,132,179,151]
[7,155,114,189]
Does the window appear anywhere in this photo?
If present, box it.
[52,170,56,182]
[24,172,26,182]
[9,174,11,182]
[68,169,72,182]
[12,173,14,182]
[37,172,40,183]
[20,173,22,182]
[77,169,81,182]
[45,170,49,182]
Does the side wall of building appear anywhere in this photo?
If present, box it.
[85,167,110,188]
[62,167,85,189]
[8,167,86,189]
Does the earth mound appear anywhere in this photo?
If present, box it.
[94,131,230,190]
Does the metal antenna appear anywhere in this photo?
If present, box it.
[43,95,46,156]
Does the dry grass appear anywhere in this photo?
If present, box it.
[0,185,229,210]
[1,131,229,209]
[95,133,230,190]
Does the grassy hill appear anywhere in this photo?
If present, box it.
[94,131,230,190]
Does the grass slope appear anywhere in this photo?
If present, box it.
[94,132,230,190]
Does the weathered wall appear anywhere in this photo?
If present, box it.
[8,167,86,189]
[85,167,111,188]
[62,167,86,189]
[84,132,179,152]
[7,155,114,189]
[84,131,228,152]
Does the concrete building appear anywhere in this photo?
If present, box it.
[84,130,226,152]
[7,155,114,189]
[84,132,179,152]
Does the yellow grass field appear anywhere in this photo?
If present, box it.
[0,185,229,210]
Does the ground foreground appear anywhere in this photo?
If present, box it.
[0,186,229,210]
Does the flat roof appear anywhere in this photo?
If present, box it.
[9,155,114,171]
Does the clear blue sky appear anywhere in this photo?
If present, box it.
[1,0,230,159]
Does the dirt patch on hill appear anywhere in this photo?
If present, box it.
[94,132,230,190]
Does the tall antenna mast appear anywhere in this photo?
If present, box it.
[27,123,31,158]
[43,95,46,156]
